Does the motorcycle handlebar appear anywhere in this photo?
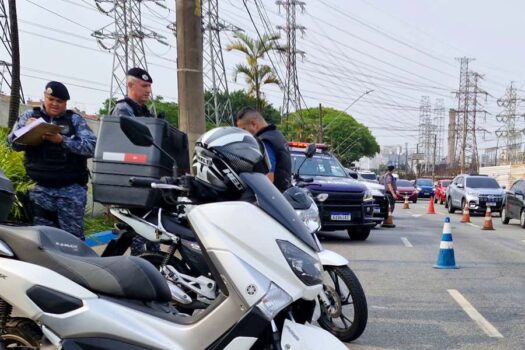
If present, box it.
[129,177,156,188]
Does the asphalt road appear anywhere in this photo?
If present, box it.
[318,199,525,350]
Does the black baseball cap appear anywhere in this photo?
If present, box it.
[44,81,70,101]
[127,67,153,83]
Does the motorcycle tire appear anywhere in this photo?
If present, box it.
[317,266,368,342]
[1,318,42,349]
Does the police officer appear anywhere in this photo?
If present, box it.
[111,67,154,118]
[384,164,399,213]
[236,107,292,192]
[111,67,159,255]
[8,81,96,240]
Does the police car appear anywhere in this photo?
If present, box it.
[290,142,376,241]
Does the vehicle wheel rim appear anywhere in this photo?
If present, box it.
[521,212,525,226]
[320,284,342,318]
[502,208,506,221]
[319,269,355,331]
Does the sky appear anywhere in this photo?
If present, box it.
[7,0,525,155]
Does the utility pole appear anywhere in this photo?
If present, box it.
[432,134,437,184]
[433,98,445,165]
[1,0,25,128]
[318,103,323,143]
[495,82,525,164]
[277,0,305,117]
[454,57,487,174]
[418,96,433,175]
[416,144,420,178]
[93,0,168,112]
[203,0,240,126]
[405,142,408,176]
[176,0,205,161]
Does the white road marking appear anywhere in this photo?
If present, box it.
[447,289,503,338]
[467,222,481,229]
[412,214,422,218]
[522,240,525,244]
[401,237,413,247]
[370,305,389,310]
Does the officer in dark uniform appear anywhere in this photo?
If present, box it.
[111,67,159,255]
[111,67,154,118]
[8,81,97,239]
[236,107,292,192]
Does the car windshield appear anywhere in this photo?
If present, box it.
[417,179,433,186]
[292,154,347,178]
[359,173,376,181]
[441,180,451,187]
[397,180,413,187]
[466,177,500,189]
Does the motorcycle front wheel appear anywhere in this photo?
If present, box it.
[317,265,368,342]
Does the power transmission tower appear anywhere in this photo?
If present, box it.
[433,98,445,164]
[495,82,525,164]
[418,96,434,175]
[276,0,305,117]
[93,0,168,111]
[202,0,240,126]
[0,0,23,101]
[454,57,487,173]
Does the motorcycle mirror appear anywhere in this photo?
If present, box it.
[119,116,178,175]
[305,143,316,158]
[120,116,154,147]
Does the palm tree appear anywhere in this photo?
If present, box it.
[226,32,280,110]
[7,0,21,130]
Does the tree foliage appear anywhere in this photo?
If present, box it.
[281,107,380,165]
[226,32,281,110]
[204,90,281,126]
[0,128,34,220]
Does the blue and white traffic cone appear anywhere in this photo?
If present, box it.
[433,217,459,269]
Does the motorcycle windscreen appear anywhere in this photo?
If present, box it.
[240,173,320,252]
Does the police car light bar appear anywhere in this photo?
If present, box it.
[288,141,328,150]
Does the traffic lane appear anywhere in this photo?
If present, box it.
[319,204,524,349]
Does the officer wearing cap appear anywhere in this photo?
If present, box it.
[383,164,398,213]
[111,67,154,118]
[110,67,160,255]
[8,81,97,239]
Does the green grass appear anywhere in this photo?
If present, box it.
[84,215,114,236]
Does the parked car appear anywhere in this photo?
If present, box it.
[502,179,525,228]
[358,171,379,183]
[347,169,388,226]
[414,178,435,198]
[434,179,452,204]
[290,142,376,240]
[446,174,505,215]
[395,179,418,203]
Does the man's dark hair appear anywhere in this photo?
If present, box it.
[387,165,395,171]
[236,106,259,122]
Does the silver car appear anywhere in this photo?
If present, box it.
[445,174,505,214]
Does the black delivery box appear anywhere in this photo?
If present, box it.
[92,116,189,208]
[0,169,15,222]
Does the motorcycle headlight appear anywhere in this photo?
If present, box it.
[256,282,292,321]
[295,203,321,233]
[363,190,374,202]
[277,240,323,287]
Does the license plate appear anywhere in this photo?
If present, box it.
[486,202,496,207]
[331,213,352,221]
[373,207,381,213]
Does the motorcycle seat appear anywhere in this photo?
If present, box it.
[0,225,171,302]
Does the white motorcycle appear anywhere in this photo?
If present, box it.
[103,135,368,342]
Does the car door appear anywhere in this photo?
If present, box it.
[516,181,525,218]
[506,181,519,218]
[453,176,464,207]
[448,177,457,203]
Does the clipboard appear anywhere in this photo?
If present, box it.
[13,118,61,146]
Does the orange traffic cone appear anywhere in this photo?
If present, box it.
[427,196,436,214]
[460,203,471,223]
[382,202,396,228]
[402,195,410,209]
[482,206,494,230]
